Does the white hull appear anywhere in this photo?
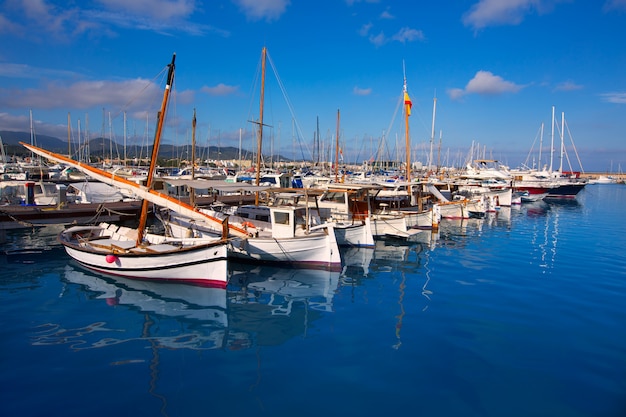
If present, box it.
[228,231,341,270]
[60,225,229,287]
[333,218,375,247]
[485,188,512,207]
[370,215,409,237]
[398,207,440,228]
[438,201,468,219]
[165,214,342,271]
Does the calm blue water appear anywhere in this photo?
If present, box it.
[1,184,625,417]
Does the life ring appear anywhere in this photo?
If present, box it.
[242,221,256,229]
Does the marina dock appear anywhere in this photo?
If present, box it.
[0,194,256,231]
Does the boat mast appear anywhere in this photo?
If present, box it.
[429,94,437,173]
[123,111,127,167]
[559,111,565,173]
[67,112,71,158]
[403,63,412,185]
[29,109,35,162]
[190,108,197,207]
[549,106,555,173]
[136,53,176,245]
[254,47,267,205]
[238,127,242,170]
[538,122,544,170]
[335,109,340,183]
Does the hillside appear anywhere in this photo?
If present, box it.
[0,130,272,162]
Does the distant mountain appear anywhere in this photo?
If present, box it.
[0,130,290,163]
[1,130,67,153]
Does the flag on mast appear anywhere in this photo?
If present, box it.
[404,92,412,116]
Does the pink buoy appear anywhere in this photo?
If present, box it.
[105,254,117,264]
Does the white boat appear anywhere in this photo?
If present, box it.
[427,184,470,219]
[269,187,375,247]
[60,223,229,287]
[313,183,425,239]
[161,203,342,271]
[67,181,125,203]
[22,54,232,287]
[0,180,70,206]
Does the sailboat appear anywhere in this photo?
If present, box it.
[22,54,232,287]
[161,47,342,271]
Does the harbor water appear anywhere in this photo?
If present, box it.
[1,184,625,417]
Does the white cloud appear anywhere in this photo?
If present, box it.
[201,83,239,96]
[368,31,386,47]
[0,63,78,79]
[447,70,523,100]
[466,71,523,94]
[353,86,372,96]
[600,92,626,104]
[96,0,196,21]
[232,0,290,22]
[0,78,162,111]
[462,0,560,31]
[391,27,425,43]
[366,27,424,46]
[554,81,583,92]
[2,0,227,39]
[380,9,394,19]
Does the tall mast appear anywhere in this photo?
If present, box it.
[429,94,437,172]
[136,53,176,245]
[29,109,34,161]
[437,130,442,173]
[403,63,412,184]
[123,111,127,167]
[67,112,71,158]
[238,127,242,170]
[190,108,197,207]
[549,106,555,173]
[255,47,267,188]
[559,111,565,173]
[108,112,113,164]
[538,122,544,170]
[335,109,340,183]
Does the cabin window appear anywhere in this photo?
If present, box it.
[273,212,290,225]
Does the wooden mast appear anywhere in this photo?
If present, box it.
[136,53,176,246]
[190,108,197,208]
[254,47,267,205]
[403,74,412,185]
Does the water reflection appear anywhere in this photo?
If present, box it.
[46,262,344,351]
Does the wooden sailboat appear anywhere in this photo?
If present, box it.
[161,47,342,270]
[22,54,232,287]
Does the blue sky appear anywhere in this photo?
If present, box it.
[1,0,625,172]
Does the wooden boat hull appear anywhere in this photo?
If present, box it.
[60,226,229,287]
